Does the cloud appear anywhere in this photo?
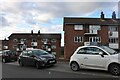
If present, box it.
[1,0,119,2]
[0,0,119,46]
[0,16,9,27]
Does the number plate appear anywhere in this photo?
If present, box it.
[49,60,55,63]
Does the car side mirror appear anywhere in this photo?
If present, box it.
[99,52,104,57]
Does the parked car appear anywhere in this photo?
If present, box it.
[2,50,18,63]
[0,51,2,61]
[18,49,57,69]
[70,46,120,76]
[0,51,2,57]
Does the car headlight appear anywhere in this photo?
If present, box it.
[34,57,47,61]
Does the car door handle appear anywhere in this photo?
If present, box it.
[84,57,88,59]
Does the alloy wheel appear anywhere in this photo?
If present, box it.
[71,62,79,71]
[109,64,120,76]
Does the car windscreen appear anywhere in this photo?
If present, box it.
[5,51,16,55]
[33,50,49,56]
[100,46,117,55]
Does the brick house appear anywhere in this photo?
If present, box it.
[8,30,61,59]
[63,12,120,60]
[0,39,9,50]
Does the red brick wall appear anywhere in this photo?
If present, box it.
[98,26,109,45]
[64,25,110,60]
[64,24,84,60]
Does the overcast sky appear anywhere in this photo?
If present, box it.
[0,0,120,46]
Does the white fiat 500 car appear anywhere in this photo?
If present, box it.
[70,46,120,76]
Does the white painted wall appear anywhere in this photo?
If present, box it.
[109,43,119,49]
[109,32,118,38]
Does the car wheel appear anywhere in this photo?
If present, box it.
[109,64,120,76]
[2,58,6,63]
[36,62,41,69]
[19,60,24,67]
[70,62,80,71]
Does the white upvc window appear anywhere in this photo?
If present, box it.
[51,39,57,42]
[89,25,100,34]
[32,39,37,42]
[31,42,37,46]
[52,52,56,56]
[41,39,48,42]
[13,39,18,42]
[51,45,56,49]
[4,46,8,49]
[109,38,118,43]
[74,25,83,30]
[109,26,118,32]
[89,37,101,42]
[74,36,83,42]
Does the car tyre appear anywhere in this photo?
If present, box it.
[36,62,41,69]
[19,60,24,67]
[109,64,120,76]
[70,62,80,71]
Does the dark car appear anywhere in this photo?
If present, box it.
[2,50,18,63]
[18,49,57,69]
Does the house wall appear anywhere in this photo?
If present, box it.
[64,22,119,60]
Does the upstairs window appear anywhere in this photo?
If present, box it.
[32,39,37,42]
[74,36,83,42]
[13,39,18,42]
[51,45,56,49]
[51,39,57,42]
[41,39,48,42]
[74,25,83,30]
[89,25,100,34]
[109,26,118,32]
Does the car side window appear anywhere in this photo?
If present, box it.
[86,47,108,55]
[87,47,100,55]
[77,48,87,54]
[77,47,108,55]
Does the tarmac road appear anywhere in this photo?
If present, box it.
[1,61,119,79]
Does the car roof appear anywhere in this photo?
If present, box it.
[25,49,44,51]
[79,45,100,48]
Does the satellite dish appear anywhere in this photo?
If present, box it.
[109,31,113,36]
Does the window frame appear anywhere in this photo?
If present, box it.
[74,36,83,43]
[74,25,83,30]
[109,26,118,32]
[89,37,101,43]
[109,38,118,43]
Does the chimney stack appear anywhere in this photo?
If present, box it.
[100,11,104,19]
[31,30,33,34]
[38,30,40,34]
[112,11,116,19]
